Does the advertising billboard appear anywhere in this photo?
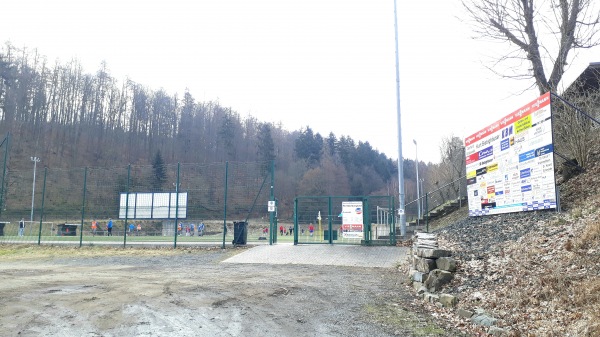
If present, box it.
[119,192,188,219]
[464,92,557,216]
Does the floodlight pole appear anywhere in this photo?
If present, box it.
[393,0,406,237]
[413,139,420,226]
[30,156,40,222]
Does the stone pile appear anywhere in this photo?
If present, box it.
[407,232,457,308]
[406,232,508,336]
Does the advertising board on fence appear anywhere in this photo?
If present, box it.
[464,92,557,216]
[119,192,188,219]
[341,201,364,238]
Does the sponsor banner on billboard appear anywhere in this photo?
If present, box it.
[464,92,557,216]
[341,201,364,239]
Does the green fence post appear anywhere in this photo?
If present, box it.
[124,165,130,248]
[222,161,228,249]
[0,133,9,220]
[79,167,87,248]
[363,197,369,245]
[293,198,298,245]
[391,196,396,245]
[269,160,275,245]
[174,163,180,249]
[273,199,278,244]
[425,193,429,233]
[37,167,47,245]
[328,197,332,244]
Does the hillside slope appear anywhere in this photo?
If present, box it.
[428,155,600,336]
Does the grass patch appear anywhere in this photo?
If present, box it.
[574,219,600,251]
[0,243,239,261]
[364,303,448,336]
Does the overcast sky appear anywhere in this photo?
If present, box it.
[2,0,597,163]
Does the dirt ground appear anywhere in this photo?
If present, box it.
[0,244,463,337]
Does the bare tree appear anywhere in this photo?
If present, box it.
[554,84,600,169]
[439,135,466,199]
[462,0,600,94]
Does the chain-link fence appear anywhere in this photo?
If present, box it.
[0,161,274,248]
[293,196,396,245]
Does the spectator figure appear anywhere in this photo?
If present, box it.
[136,223,141,236]
[279,225,284,235]
[309,223,314,237]
[190,223,195,236]
[19,218,25,237]
[185,225,190,236]
[198,222,205,236]
[129,223,134,236]
[289,226,293,236]
[107,218,113,236]
[177,222,182,236]
[91,220,98,236]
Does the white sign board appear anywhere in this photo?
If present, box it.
[119,192,187,219]
[341,201,364,239]
[268,200,275,212]
[464,92,557,216]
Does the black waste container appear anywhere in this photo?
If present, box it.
[232,221,247,245]
[0,222,6,236]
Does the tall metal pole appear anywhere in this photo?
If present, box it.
[393,0,406,237]
[30,156,40,222]
[413,139,420,226]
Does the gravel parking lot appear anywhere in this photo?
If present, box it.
[0,244,463,337]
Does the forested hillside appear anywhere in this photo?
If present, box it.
[1,43,461,217]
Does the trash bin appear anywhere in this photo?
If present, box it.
[232,221,247,245]
[0,222,6,236]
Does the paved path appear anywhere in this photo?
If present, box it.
[223,244,410,268]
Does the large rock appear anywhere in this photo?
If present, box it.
[412,271,427,283]
[436,257,457,272]
[415,258,436,273]
[457,308,473,319]
[488,326,508,336]
[416,248,452,259]
[471,310,498,327]
[424,269,453,291]
[439,293,457,307]
[423,292,439,303]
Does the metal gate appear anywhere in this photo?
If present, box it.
[293,196,396,246]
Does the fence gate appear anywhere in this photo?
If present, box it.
[293,196,396,246]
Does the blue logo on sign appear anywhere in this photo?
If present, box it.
[479,145,493,160]
[502,125,513,138]
[521,185,532,192]
[520,168,531,179]
[535,144,554,157]
[500,138,510,151]
[519,150,535,162]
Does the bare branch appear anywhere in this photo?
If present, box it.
[462,0,600,94]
